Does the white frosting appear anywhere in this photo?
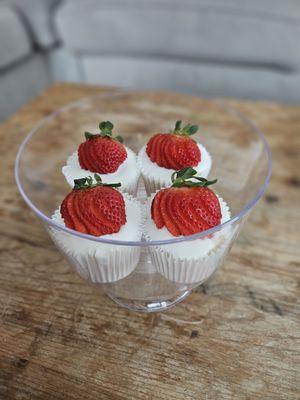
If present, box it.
[137,142,212,185]
[62,147,140,194]
[145,193,231,260]
[51,194,143,253]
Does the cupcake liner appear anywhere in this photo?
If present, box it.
[144,193,233,284]
[137,152,169,196]
[141,172,168,196]
[137,144,212,195]
[120,173,139,196]
[148,236,228,284]
[49,194,143,283]
[62,149,140,196]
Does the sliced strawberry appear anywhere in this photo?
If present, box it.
[167,190,192,236]
[81,190,107,236]
[60,182,126,236]
[78,128,127,174]
[78,142,94,171]
[67,191,88,234]
[145,121,201,170]
[75,192,94,234]
[167,189,189,236]
[95,187,125,232]
[155,135,165,164]
[151,190,164,229]
[151,171,221,237]
[186,139,201,166]
[169,138,183,170]
[159,190,180,236]
[188,196,209,233]
[148,134,160,164]
[157,135,168,167]
[60,193,75,229]
[146,135,156,160]
[163,138,178,170]
[88,140,103,172]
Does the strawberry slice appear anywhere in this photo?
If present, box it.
[146,121,201,170]
[146,135,154,155]
[187,196,209,233]
[170,190,196,236]
[66,191,88,234]
[151,168,221,237]
[159,190,181,236]
[60,192,74,229]
[148,133,160,164]
[151,190,164,229]
[78,143,94,171]
[73,192,94,233]
[60,176,125,236]
[164,138,178,170]
[157,135,168,167]
[81,190,107,236]
[78,121,127,174]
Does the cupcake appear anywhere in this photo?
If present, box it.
[48,175,142,283]
[62,121,140,195]
[144,168,232,284]
[137,120,212,194]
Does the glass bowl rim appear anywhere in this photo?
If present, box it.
[15,89,272,247]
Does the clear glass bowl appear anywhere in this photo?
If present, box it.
[15,91,271,312]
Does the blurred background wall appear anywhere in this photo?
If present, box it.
[1,0,300,120]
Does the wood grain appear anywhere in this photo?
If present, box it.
[0,83,299,400]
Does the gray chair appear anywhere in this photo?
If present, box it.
[1,0,300,121]
[55,0,300,103]
[0,0,60,120]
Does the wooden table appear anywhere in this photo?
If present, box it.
[0,83,299,400]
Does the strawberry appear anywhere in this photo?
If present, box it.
[78,121,127,174]
[146,120,201,170]
[61,174,126,236]
[151,168,221,236]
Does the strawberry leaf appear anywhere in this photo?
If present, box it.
[171,168,217,188]
[174,120,182,132]
[173,120,199,136]
[84,121,124,143]
[115,135,124,143]
[94,173,102,183]
[177,167,197,179]
[186,125,199,135]
[73,175,121,190]
[99,121,114,135]
[85,131,95,140]
[74,178,89,190]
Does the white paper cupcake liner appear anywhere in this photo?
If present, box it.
[148,236,229,284]
[141,173,168,195]
[48,194,143,283]
[137,155,170,196]
[137,143,212,195]
[49,232,140,283]
[144,193,233,284]
[62,149,140,196]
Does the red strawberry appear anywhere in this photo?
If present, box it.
[78,121,127,174]
[151,168,221,236]
[146,120,201,170]
[61,175,126,236]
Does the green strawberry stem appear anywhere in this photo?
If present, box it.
[84,121,123,143]
[173,120,199,136]
[99,120,113,135]
[171,167,217,188]
[73,174,121,190]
